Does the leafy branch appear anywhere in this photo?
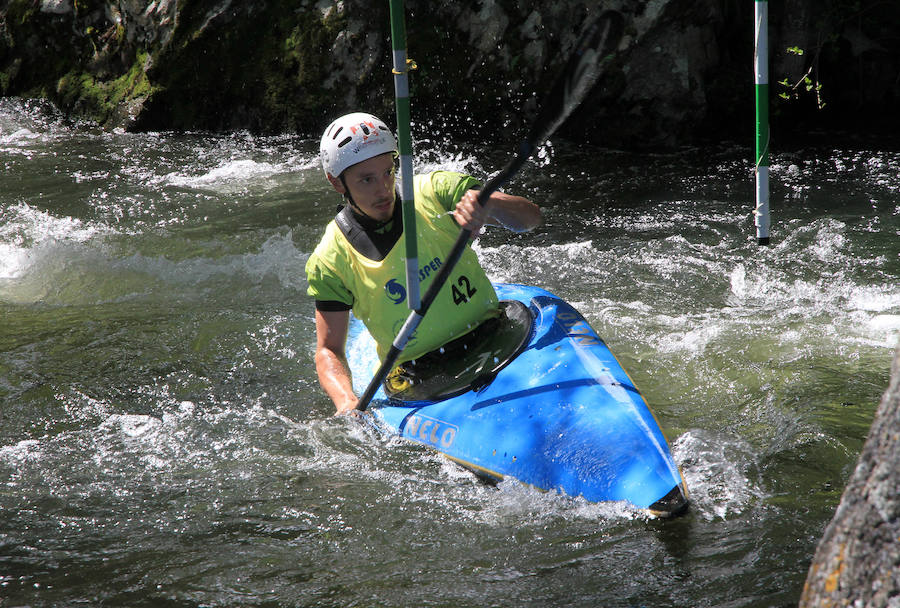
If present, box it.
[777,46,826,110]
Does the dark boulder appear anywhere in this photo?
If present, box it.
[1,0,898,147]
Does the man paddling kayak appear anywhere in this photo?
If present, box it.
[306,112,542,415]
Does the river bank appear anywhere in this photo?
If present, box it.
[2,0,899,148]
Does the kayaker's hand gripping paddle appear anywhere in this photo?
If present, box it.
[356,11,625,411]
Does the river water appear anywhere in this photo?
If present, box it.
[1,97,898,607]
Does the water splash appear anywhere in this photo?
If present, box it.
[673,429,763,521]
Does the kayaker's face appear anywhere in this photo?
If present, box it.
[336,153,396,222]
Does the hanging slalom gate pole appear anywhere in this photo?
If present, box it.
[754,0,771,245]
[389,0,420,308]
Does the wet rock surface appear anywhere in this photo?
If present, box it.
[1,1,898,146]
[801,343,900,607]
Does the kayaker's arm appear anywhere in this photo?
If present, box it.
[314,309,359,416]
[453,189,542,235]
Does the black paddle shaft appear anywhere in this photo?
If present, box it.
[356,11,624,411]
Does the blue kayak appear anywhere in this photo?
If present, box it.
[347,283,688,517]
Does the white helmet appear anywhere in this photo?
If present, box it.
[319,112,398,179]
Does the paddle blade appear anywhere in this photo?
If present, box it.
[528,10,624,146]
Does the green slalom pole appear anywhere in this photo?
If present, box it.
[754,0,771,245]
[389,0,420,309]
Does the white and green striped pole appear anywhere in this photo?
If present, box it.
[754,0,771,245]
[389,0,420,308]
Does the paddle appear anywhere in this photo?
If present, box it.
[356,10,625,412]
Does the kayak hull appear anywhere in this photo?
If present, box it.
[348,283,688,516]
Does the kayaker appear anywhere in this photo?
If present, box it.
[306,112,542,415]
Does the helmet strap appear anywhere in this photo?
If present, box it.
[338,174,360,212]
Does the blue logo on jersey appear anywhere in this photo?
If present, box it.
[385,279,406,304]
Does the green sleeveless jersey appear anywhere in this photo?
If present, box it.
[306,171,499,363]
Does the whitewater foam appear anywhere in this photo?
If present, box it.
[0,203,114,285]
[160,156,317,193]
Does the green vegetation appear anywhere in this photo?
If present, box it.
[773,0,895,122]
[55,51,156,126]
[777,47,825,110]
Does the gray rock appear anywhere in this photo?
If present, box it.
[800,342,900,607]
